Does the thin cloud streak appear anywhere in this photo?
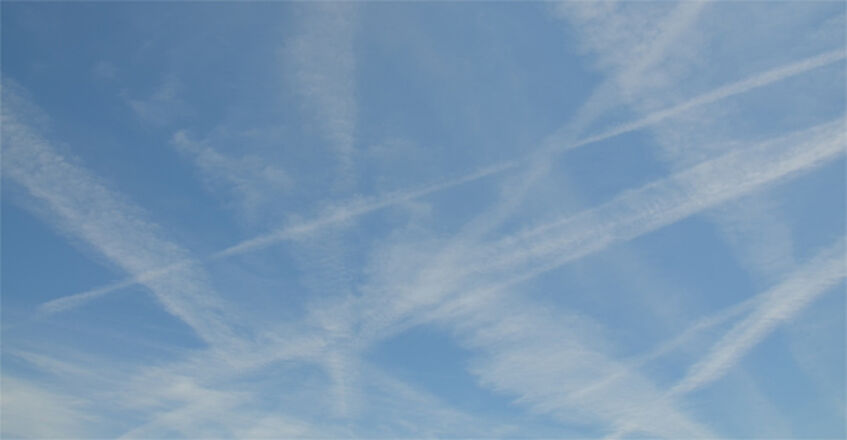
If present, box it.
[368,118,845,352]
[669,239,847,396]
[39,160,517,314]
[285,2,358,189]
[39,261,194,315]
[33,108,843,440]
[3,84,237,346]
[114,116,847,437]
[211,160,518,258]
[476,120,845,277]
[451,297,716,439]
[38,48,844,314]
[420,123,843,437]
[287,118,839,437]
[605,238,847,439]
[550,48,846,155]
[565,295,758,404]
[431,120,844,315]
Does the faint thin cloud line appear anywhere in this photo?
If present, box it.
[383,119,844,345]
[39,162,517,314]
[40,47,846,315]
[668,239,847,397]
[209,161,518,259]
[605,238,847,440]
[552,48,846,155]
[563,287,759,403]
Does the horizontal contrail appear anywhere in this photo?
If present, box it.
[40,48,846,315]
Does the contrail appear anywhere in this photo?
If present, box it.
[40,48,846,315]
[551,48,846,155]
[39,261,194,314]
[471,120,845,278]
[210,160,518,259]
[39,161,517,314]
[669,238,847,396]
[605,238,847,440]
[563,295,759,403]
[371,119,845,343]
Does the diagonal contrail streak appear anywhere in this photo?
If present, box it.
[604,238,847,440]
[354,119,845,344]
[39,161,516,314]
[39,48,846,315]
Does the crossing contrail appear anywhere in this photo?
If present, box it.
[39,48,846,315]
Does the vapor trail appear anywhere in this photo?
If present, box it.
[40,48,845,315]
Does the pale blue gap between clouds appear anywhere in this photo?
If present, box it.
[1,1,845,438]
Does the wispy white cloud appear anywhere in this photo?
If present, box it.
[2,82,236,346]
[603,238,846,439]
[124,75,190,126]
[104,335,502,438]
[453,297,715,438]
[445,1,708,246]
[670,239,846,396]
[543,11,843,431]
[92,60,118,81]
[39,160,515,314]
[213,160,516,258]
[7,5,843,438]
[554,0,844,285]
[549,7,844,434]
[171,130,293,220]
[343,119,843,437]
[28,46,843,438]
[284,3,358,190]
[474,120,844,278]
[16,27,843,436]
[372,119,846,341]
[1,376,99,439]
[547,49,845,156]
[39,47,843,316]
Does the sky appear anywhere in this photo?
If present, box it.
[1,1,845,438]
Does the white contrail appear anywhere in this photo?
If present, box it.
[605,238,847,440]
[669,239,847,396]
[39,261,194,314]
[562,294,759,403]
[552,48,846,155]
[39,48,845,314]
[374,119,845,341]
[39,161,517,314]
[470,120,845,280]
[210,160,518,259]
[4,87,237,345]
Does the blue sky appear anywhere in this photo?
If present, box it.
[1,1,845,438]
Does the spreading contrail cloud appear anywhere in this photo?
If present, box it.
[40,48,846,315]
[39,161,516,314]
[605,238,847,440]
[355,118,845,343]
[469,120,846,281]
[668,238,847,396]
[562,295,759,403]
